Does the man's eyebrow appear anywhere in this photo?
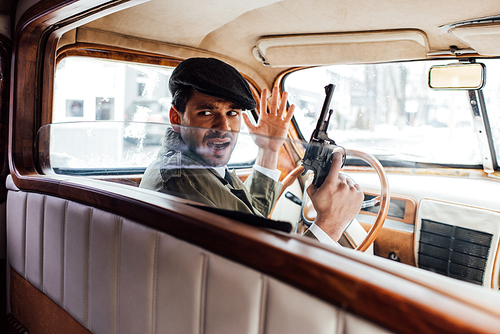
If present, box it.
[195,103,243,110]
[194,103,217,110]
[229,103,243,110]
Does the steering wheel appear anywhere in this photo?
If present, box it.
[269,149,390,252]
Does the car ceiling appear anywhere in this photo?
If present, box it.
[83,0,497,51]
[6,0,500,86]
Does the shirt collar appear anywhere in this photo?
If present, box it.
[213,166,226,178]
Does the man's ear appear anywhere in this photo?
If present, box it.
[170,106,182,133]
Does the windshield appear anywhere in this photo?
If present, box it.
[284,59,500,168]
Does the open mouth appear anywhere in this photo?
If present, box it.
[207,141,231,152]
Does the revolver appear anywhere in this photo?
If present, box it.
[301,84,346,187]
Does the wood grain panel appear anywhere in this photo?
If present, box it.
[359,191,417,225]
[56,43,183,67]
[360,222,416,266]
[0,39,10,203]
[10,267,91,334]
[91,175,142,187]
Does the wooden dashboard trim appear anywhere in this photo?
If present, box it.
[359,190,417,225]
[493,239,500,289]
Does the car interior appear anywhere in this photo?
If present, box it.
[3,0,500,333]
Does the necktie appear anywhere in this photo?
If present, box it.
[224,169,234,187]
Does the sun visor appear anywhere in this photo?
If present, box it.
[450,23,500,56]
[252,29,429,67]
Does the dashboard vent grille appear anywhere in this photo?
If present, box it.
[418,219,492,285]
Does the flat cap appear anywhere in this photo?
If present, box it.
[169,58,257,110]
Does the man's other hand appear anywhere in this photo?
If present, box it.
[307,152,364,241]
[243,86,295,149]
[243,87,295,170]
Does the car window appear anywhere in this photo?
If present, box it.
[52,57,256,173]
[54,57,173,123]
[284,59,500,167]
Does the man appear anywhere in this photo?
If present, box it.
[140,57,363,244]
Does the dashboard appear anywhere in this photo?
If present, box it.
[351,170,500,288]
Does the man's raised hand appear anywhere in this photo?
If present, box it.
[243,87,295,169]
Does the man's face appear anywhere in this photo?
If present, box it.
[170,90,242,167]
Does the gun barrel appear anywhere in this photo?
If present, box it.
[311,84,336,138]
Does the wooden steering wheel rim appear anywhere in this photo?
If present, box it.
[347,149,390,251]
[269,149,390,252]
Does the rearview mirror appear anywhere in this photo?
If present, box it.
[429,63,485,89]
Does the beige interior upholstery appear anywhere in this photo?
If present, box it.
[5,176,392,334]
[253,29,429,67]
[450,23,500,56]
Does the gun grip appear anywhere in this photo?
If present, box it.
[312,158,331,188]
[310,146,345,188]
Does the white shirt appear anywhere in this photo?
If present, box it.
[308,222,340,247]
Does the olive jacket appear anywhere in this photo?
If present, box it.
[139,128,282,217]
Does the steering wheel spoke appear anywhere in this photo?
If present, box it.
[361,196,381,209]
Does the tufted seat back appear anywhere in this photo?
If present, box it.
[6,184,392,333]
